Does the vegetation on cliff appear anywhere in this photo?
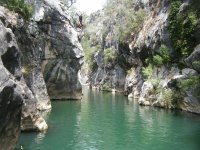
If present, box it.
[1,0,33,20]
[104,0,147,42]
[168,0,198,58]
[82,0,147,74]
[142,44,171,79]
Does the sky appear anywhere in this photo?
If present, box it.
[74,0,107,14]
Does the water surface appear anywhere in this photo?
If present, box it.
[16,89,200,150]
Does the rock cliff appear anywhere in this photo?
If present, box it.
[0,0,83,148]
[25,0,84,100]
[80,10,136,92]
[21,0,83,100]
[81,0,200,114]
[0,4,48,134]
[130,0,200,114]
[0,8,28,149]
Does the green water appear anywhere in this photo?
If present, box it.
[17,89,200,150]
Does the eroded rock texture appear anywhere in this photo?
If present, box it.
[0,17,23,149]
[82,0,200,114]
[0,6,49,133]
[0,0,83,148]
[80,10,136,92]
[25,0,84,100]
[129,0,200,113]
[0,86,23,150]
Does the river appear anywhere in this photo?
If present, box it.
[16,88,200,150]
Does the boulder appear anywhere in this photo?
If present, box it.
[152,100,165,108]
[181,68,197,77]
[179,96,200,114]
[138,98,151,106]
[21,115,48,132]
[185,44,200,72]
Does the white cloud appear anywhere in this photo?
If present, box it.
[74,0,107,14]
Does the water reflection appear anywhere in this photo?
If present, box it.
[17,89,200,150]
[34,132,46,144]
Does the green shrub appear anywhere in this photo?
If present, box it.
[142,64,154,80]
[145,44,171,68]
[181,76,199,89]
[168,0,198,58]
[193,61,200,71]
[101,83,112,91]
[162,88,182,108]
[1,0,33,20]
[117,9,147,42]
[160,44,171,62]
[148,78,161,95]
[81,39,100,71]
[104,47,117,64]
[162,89,175,108]
[152,44,171,66]
[150,79,160,88]
[104,0,147,43]
[153,55,164,67]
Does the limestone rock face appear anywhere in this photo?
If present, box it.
[179,97,200,114]
[21,115,48,131]
[80,10,136,93]
[1,0,84,136]
[0,15,24,149]
[74,0,200,114]
[24,0,84,100]
[14,18,51,108]
[130,0,171,57]
[185,44,200,72]
[126,0,200,114]
[137,64,200,113]
[0,5,50,133]
[0,86,23,150]
[125,67,142,96]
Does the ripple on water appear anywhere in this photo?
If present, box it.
[16,90,200,150]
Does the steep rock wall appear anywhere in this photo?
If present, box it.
[0,0,84,148]
[80,10,136,92]
[0,6,48,133]
[0,0,83,143]
[24,0,84,100]
[82,0,200,114]
[0,13,25,149]
[129,0,200,114]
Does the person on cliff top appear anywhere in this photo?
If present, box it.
[76,12,83,28]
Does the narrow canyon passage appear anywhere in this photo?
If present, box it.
[1,0,200,150]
